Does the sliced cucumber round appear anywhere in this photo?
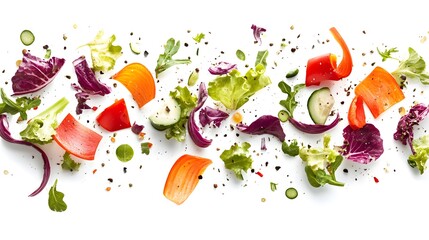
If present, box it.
[307,87,334,125]
[129,42,141,55]
[20,30,35,46]
[149,96,181,131]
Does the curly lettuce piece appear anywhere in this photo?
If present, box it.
[11,50,65,95]
[299,135,344,187]
[19,97,69,145]
[208,63,271,110]
[82,30,122,72]
[408,135,429,174]
[282,139,299,157]
[220,142,253,180]
[391,47,429,87]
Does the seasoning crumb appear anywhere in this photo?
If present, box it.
[213,184,218,189]
[343,168,348,173]
[261,198,266,202]
[105,187,111,192]
[3,170,9,175]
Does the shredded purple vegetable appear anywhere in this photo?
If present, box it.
[208,62,237,75]
[393,103,429,154]
[289,113,340,134]
[199,106,229,128]
[251,24,266,45]
[11,50,65,96]
[236,115,285,141]
[188,82,212,148]
[72,56,112,114]
[0,114,50,197]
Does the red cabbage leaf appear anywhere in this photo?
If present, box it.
[208,62,237,75]
[289,113,340,134]
[251,24,266,45]
[340,124,384,164]
[12,50,65,95]
[0,114,50,197]
[199,106,229,128]
[236,115,285,141]
[188,82,212,148]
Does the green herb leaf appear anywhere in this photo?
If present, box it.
[391,47,429,86]
[155,38,191,78]
[220,142,253,180]
[0,88,41,121]
[282,139,299,157]
[61,152,81,171]
[116,144,134,162]
[255,50,268,67]
[192,33,205,43]
[270,182,278,192]
[236,49,246,61]
[376,47,399,62]
[278,81,305,119]
[82,30,122,71]
[48,179,67,212]
[141,142,152,155]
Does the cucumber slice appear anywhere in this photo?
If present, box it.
[20,30,35,46]
[149,96,181,131]
[285,187,298,199]
[129,42,141,55]
[307,87,334,125]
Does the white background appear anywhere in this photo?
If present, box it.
[1,0,429,239]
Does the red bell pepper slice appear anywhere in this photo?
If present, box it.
[348,95,366,130]
[53,113,103,160]
[96,98,131,132]
[354,66,404,119]
[305,27,353,86]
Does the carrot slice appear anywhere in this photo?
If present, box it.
[305,27,352,86]
[163,154,212,205]
[355,66,405,118]
[111,63,156,108]
[53,113,103,160]
[348,95,366,130]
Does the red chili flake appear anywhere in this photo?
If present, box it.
[92,106,98,111]
[33,106,38,110]
[92,169,97,174]
[373,176,379,183]
[255,171,263,177]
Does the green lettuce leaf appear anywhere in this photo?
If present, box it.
[391,47,429,86]
[220,142,253,180]
[61,152,81,172]
[208,63,271,110]
[408,135,429,174]
[83,30,122,72]
[299,135,344,187]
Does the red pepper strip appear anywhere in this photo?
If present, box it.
[347,95,366,130]
[354,66,404,119]
[53,113,103,160]
[305,27,353,86]
[96,98,131,132]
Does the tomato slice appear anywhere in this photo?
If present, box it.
[355,66,404,118]
[305,27,353,86]
[96,98,131,132]
[348,95,366,130]
[53,113,103,160]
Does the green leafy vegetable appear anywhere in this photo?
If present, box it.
[208,63,271,110]
[255,50,268,67]
[61,152,81,172]
[278,81,305,120]
[299,135,344,187]
[165,86,197,142]
[0,88,41,121]
[220,142,253,180]
[408,135,429,174]
[82,30,122,72]
[282,139,299,157]
[236,49,246,61]
[116,144,134,162]
[48,179,67,212]
[192,33,205,43]
[187,68,199,86]
[155,38,191,78]
[19,97,69,145]
[141,142,152,155]
[377,47,399,62]
[390,47,429,86]
[270,182,278,191]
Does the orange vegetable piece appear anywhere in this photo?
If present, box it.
[163,154,212,205]
[111,63,156,108]
[355,66,404,119]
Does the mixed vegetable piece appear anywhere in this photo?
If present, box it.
[3,24,429,212]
